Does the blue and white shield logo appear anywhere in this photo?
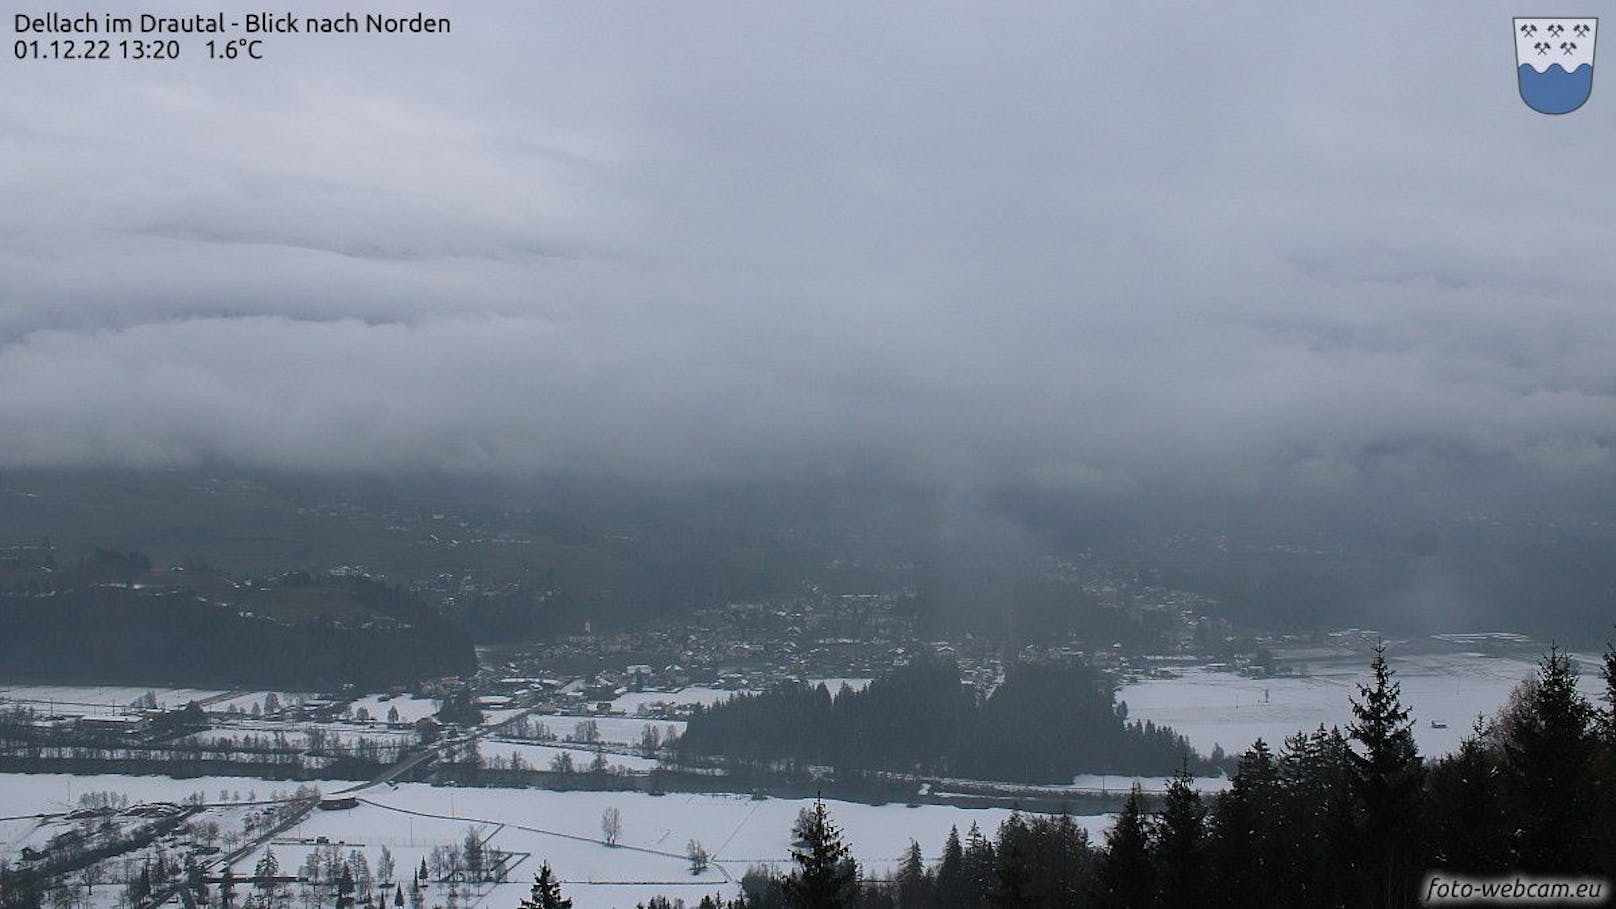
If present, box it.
[1515,18,1597,114]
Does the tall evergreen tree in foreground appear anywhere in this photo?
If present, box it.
[1097,786,1151,909]
[1427,720,1510,874]
[989,813,1030,907]
[933,826,967,909]
[1208,739,1278,908]
[1153,765,1207,909]
[895,840,930,908]
[1503,645,1596,871]
[782,798,857,909]
[959,823,995,906]
[1348,642,1424,908]
[1274,725,1358,907]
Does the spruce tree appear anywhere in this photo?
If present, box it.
[1348,642,1424,907]
[933,826,967,909]
[1207,739,1278,909]
[1273,726,1358,907]
[1504,645,1596,871]
[1098,785,1152,909]
[1152,765,1206,908]
[990,814,1030,908]
[960,823,995,906]
[517,864,571,909]
[895,840,930,908]
[1033,811,1093,906]
[1426,721,1510,874]
[782,799,857,909]
[336,864,355,909]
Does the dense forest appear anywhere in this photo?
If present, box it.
[0,549,475,688]
[678,658,1209,783]
[531,644,1616,909]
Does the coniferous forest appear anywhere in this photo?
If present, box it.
[677,657,1208,783]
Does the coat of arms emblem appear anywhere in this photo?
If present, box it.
[1515,18,1597,114]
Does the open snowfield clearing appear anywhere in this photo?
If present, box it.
[611,688,741,715]
[537,716,686,747]
[301,785,1101,909]
[0,773,350,819]
[1119,648,1601,757]
[348,694,440,723]
[0,773,1105,909]
[609,680,871,717]
[205,691,314,714]
[0,685,234,714]
[475,739,659,773]
[189,724,415,750]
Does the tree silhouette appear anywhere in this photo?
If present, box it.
[933,826,967,909]
[1504,645,1596,871]
[1349,642,1424,907]
[1153,764,1208,907]
[782,799,857,909]
[896,840,931,907]
[1097,786,1151,908]
[1427,721,1510,874]
[990,814,1030,907]
[516,864,570,909]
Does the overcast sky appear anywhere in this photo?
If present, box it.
[2,2,1613,504]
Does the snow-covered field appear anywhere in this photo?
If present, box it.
[293,785,1088,909]
[0,686,339,719]
[348,694,440,723]
[533,715,686,747]
[607,680,871,719]
[206,691,313,714]
[611,687,740,715]
[0,773,1090,909]
[1119,647,1601,757]
[0,773,344,818]
[475,739,659,773]
[188,725,415,749]
[9,639,1595,907]
[0,685,233,714]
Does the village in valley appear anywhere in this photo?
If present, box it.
[1,537,1587,909]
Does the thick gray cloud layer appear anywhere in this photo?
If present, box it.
[3,2,1613,496]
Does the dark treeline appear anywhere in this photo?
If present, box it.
[0,551,475,689]
[586,643,1616,909]
[678,657,1209,784]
